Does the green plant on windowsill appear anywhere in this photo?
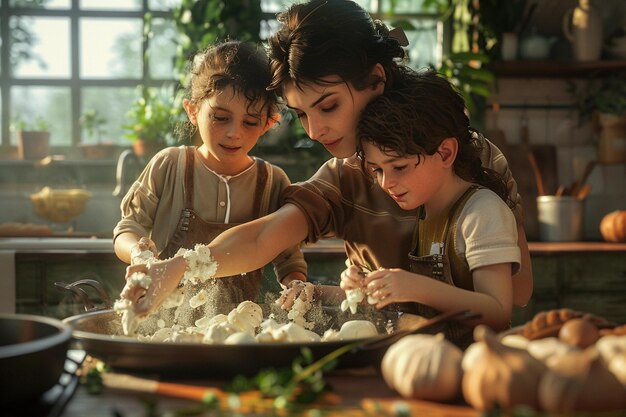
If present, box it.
[80,109,107,144]
[10,115,51,132]
[10,116,51,160]
[79,109,117,160]
[123,87,175,158]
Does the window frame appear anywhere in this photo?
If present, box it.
[0,0,443,154]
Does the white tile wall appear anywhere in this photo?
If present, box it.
[486,78,626,240]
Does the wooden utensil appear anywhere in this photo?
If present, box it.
[577,183,591,200]
[570,160,596,197]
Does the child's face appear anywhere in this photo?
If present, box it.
[282,75,383,159]
[362,141,444,211]
[188,86,270,174]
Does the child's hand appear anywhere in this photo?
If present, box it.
[130,237,158,265]
[120,257,186,317]
[364,268,414,309]
[277,280,314,310]
[339,265,367,291]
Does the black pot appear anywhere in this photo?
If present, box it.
[0,314,72,402]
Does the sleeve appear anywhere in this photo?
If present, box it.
[280,158,347,243]
[476,134,524,225]
[267,164,308,282]
[459,190,521,275]
[112,148,179,243]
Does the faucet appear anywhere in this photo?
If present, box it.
[113,149,142,197]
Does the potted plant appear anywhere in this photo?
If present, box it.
[570,72,626,164]
[123,87,174,159]
[10,116,51,160]
[79,109,117,160]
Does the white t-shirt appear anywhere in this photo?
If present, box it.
[454,188,520,274]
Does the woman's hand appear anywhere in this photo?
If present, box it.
[277,279,314,310]
[120,256,187,317]
[364,268,416,309]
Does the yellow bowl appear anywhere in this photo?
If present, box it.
[30,187,92,223]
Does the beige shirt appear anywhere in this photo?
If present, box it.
[282,136,522,272]
[114,146,307,280]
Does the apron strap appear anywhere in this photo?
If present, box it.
[251,158,270,218]
[183,146,195,209]
[444,185,481,290]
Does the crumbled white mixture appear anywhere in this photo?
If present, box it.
[119,299,379,345]
[113,298,140,336]
[341,288,379,314]
[130,248,157,266]
[279,281,315,329]
[127,272,152,289]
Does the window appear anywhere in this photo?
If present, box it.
[0,0,441,156]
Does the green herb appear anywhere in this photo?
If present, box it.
[223,344,357,410]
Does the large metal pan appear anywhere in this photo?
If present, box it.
[63,305,415,378]
[63,307,476,379]
[0,314,72,402]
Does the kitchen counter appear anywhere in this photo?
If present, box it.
[58,362,477,417]
[2,236,625,253]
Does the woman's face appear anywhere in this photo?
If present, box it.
[283,74,384,159]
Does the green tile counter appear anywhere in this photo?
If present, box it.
[1,238,625,326]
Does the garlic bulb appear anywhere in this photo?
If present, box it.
[500,334,530,350]
[595,335,626,364]
[462,325,546,411]
[538,348,626,412]
[608,352,626,389]
[461,341,486,372]
[526,337,578,366]
[382,333,463,402]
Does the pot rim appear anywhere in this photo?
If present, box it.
[0,313,72,359]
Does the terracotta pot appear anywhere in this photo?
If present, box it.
[80,143,118,160]
[17,130,50,160]
[132,139,165,160]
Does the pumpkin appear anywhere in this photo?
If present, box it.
[599,210,626,243]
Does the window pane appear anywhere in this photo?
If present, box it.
[80,18,142,79]
[10,0,71,9]
[80,0,140,11]
[382,0,437,14]
[390,19,440,69]
[11,17,70,78]
[261,0,300,13]
[11,86,71,146]
[149,0,180,11]
[82,87,137,145]
[148,18,177,79]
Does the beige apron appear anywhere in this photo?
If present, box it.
[406,186,479,349]
[159,147,269,324]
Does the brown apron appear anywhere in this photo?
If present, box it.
[157,147,269,325]
[405,186,479,349]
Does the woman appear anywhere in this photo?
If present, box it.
[124,0,531,317]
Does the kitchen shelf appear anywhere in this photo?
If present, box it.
[493,59,626,78]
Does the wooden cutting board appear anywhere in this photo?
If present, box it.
[505,144,558,241]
